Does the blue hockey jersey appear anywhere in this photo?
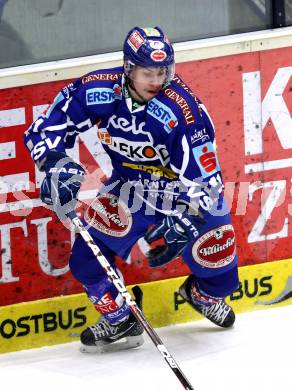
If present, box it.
[24,66,224,217]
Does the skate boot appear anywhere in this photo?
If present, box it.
[80,312,144,353]
[178,275,235,328]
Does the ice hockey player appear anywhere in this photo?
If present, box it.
[24,26,239,352]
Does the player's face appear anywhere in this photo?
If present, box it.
[129,66,167,102]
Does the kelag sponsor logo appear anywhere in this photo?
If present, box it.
[0,307,87,339]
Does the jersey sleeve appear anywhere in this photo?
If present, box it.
[166,102,224,216]
[24,79,98,169]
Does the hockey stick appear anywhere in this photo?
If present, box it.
[68,212,194,390]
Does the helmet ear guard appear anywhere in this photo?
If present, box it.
[123,26,175,84]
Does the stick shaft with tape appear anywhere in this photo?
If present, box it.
[70,213,194,390]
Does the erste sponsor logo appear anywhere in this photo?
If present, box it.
[147,98,177,133]
[86,88,115,105]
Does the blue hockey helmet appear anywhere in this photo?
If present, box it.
[123,27,175,84]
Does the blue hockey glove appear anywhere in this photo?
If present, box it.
[41,151,85,219]
[144,210,205,267]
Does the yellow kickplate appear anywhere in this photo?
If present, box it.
[0,259,291,353]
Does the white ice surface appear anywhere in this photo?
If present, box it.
[0,305,291,390]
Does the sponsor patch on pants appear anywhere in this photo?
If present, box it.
[85,193,132,237]
[192,224,236,268]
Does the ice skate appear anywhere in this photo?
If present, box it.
[179,275,235,328]
[80,312,144,353]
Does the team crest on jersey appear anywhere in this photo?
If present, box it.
[84,194,132,237]
[192,225,236,268]
[147,98,177,133]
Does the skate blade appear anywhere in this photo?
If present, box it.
[80,335,144,354]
